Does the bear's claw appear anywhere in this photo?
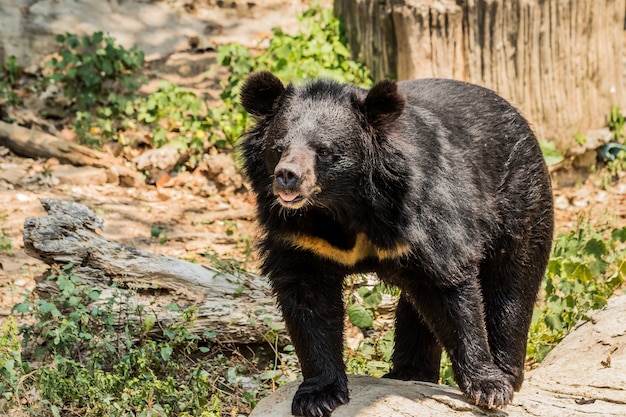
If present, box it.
[464,372,514,409]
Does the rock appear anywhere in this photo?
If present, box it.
[0,163,28,185]
[250,296,626,417]
[251,376,489,417]
[202,151,243,192]
[52,164,108,186]
[133,145,183,172]
[526,296,626,403]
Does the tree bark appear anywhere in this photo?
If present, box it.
[334,0,625,149]
[22,198,287,346]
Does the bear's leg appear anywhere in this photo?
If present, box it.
[480,243,548,391]
[272,272,348,417]
[408,278,515,408]
[384,294,441,383]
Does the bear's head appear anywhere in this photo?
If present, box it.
[239,71,407,212]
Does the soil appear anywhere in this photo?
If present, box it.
[1,0,626,320]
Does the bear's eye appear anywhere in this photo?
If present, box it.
[272,145,284,156]
[317,147,331,158]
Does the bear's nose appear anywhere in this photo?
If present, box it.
[275,165,301,188]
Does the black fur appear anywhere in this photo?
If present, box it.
[239,71,554,417]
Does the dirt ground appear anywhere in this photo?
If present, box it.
[1,0,626,320]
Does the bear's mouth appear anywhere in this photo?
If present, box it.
[278,192,305,208]
[273,185,321,210]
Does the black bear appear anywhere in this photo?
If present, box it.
[239,71,554,417]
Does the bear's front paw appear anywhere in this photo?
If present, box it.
[291,375,349,417]
[460,368,515,409]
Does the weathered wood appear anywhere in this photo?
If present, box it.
[22,198,286,345]
[334,0,625,149]
[0,120,115,167]
[251,296,626,416]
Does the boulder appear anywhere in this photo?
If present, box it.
[250,296,626,417]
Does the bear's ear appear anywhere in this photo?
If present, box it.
[239,71,286,117]
[363,79,406,130]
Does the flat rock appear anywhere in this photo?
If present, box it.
[250,296,626,417]
[525,295,626,403]
[52,164,108,186]
[0,163,28,185]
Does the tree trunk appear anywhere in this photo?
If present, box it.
[22,198,287,346]
[334,0,625,149]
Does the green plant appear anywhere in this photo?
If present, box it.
[210,5,372,147]
[40,32,145,147]
[539,139,564,166]
[203,250,249,278]
[0,229,12,254]
[527,219,626,363]
[609,106,625,143]
[133,81,216,161]
[36,4,369,162]
[9,263,293,416]
[0,55,21,106]
[602,149,626,190]
[0,316,23,406]
[44,32,144,110]
[345,326,394,378]
[344,280,396,378]
[347,283,385,329]
[14,264,108,360]
[150,226,169,244]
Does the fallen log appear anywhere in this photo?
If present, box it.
[22,198,286,345]
[0,120,114,167]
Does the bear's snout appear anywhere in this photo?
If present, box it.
[275,163,301,188]
[272,150,319,208]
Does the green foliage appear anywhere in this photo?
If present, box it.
[609,106,625,143]
[233,7,372,84]
[0,317,23,405]
[347,284,385,329]
[43,32,144,110]
[0,55,21,107]
[150,226,169,244]
[0,229,12,254]
[601,105,626,188]
[35,4,370,171]
[40,32,146,148]
[133,81,218,159]
[203,250,249,277]
[344,281,395,377]
[8,263,293,416]
[527,220,626,363]
[439,352,456,387]
[212,5,372,147]
[602,150,626,190]
[345,329,394,378]
[539,139,564,166]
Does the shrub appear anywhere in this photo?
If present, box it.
[43,32,144,110]
[9,264,294,416]
[527,220,626,363]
